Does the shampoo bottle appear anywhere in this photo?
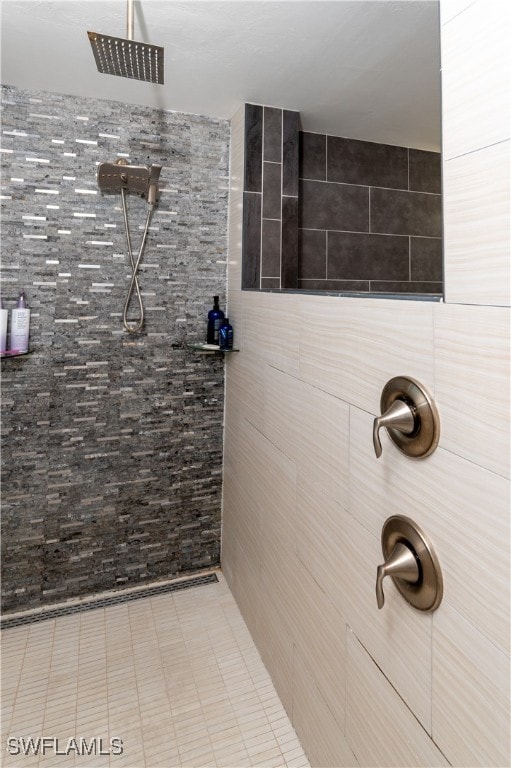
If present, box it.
[207,295,224,345]
[0,298,8,353]
[10,290,30,353]
[219,318,233,350]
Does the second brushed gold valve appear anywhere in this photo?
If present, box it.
[373,376,440,459]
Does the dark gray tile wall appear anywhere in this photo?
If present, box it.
[241,104,300,290]
[241,105,442,296]
[244,103,263,192]
[409,149,442,194]
[327,232,410,281]
[242,191,262,289]
[0,84,230,612]
[300,180,369,232]
[327,136,408,189]
[298,132,443,294]
[370,188,442,237]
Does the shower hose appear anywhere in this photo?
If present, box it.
[120,187,154,333]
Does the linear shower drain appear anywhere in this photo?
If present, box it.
[0,573,219,630]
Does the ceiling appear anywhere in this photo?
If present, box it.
[0,0,441,150]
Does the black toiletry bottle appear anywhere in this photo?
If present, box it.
[219,318,233,350]
[207,296,224,344]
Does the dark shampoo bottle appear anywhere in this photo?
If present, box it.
[219,318,233,350]
[207,296,224,344]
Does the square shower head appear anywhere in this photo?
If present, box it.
[87,31,164,85]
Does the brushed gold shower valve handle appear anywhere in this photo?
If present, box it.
[373,399,415,458]
[376,541,419,609]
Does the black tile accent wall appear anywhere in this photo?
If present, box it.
[281,196,298,289]
[260,277,280,290]
[370,280,443,294]
[299,131,443,294]
[263,107,282,163]
[262,162,282,220]
[241,111,443,296]
[327,232,409,281]
[298,279,369,291]
[409,149,442,193]
[282,111,300,197]
[262,219,281,277]
[327,136,408,189]
[370,188,442,237]
[410,237,443,281]
[299,230,327,280]
[299,132,326,180]
[300,180,369,232]
[242,192,262,290]
[244,104,263,192]
[242,104,300,290]
[0,84,229,612]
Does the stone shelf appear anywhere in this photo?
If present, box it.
[1,350,32,359]
[189,343,239,354]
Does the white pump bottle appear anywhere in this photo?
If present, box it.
[10,290,30,353]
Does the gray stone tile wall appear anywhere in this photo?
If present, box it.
[0,84,230,612]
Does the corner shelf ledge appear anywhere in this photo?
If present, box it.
[1,349,32,359]
[189,343,239,354]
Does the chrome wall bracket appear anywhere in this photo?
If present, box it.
[373,376,440,459]
[376,515,443,612]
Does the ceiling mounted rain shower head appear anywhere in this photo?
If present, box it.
[87,0,164,85]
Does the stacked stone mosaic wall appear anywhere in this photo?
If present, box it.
[0,85,230,612]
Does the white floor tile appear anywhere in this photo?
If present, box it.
[1,574,309,768]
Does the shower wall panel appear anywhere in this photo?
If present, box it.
[0,85,229,612]
[223,9,510,760]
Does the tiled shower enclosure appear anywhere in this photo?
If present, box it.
[0,85,230,612]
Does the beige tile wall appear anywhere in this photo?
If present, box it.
[442,0,511,304]
[222,1,510,765]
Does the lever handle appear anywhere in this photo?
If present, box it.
[373,399,415,458]
[376,541,419,609]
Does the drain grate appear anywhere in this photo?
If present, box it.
[1,573,219,630]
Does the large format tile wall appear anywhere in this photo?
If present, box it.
[0,85,229,612]
[299,132,443,293]
[223,1,510,766]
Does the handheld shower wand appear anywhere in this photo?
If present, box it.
[98,159,162,334]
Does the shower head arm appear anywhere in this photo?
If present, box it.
[127,0,134,40]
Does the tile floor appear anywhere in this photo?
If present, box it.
[1,572,310,768]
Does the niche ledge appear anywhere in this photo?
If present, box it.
[189,343,239,354]
[1,349,32,359]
